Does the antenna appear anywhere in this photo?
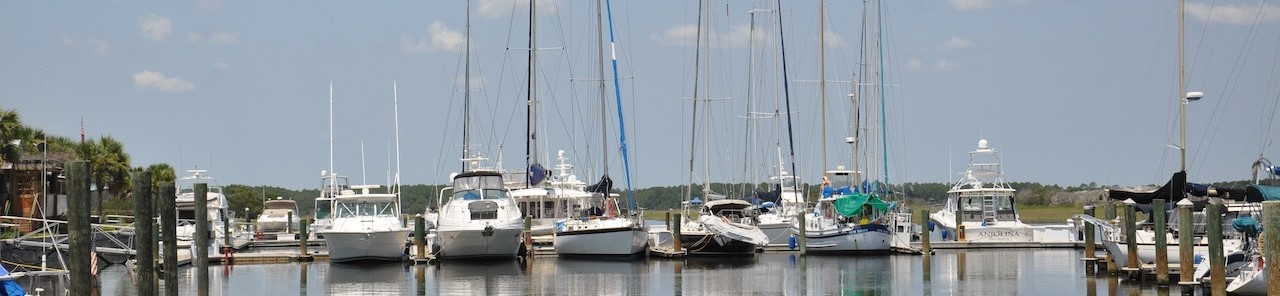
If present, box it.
[329,81,336,192]
[360,139,367,185]
[393,80,402,194]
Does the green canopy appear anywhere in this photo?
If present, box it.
[832,192,892,217]
[1246,184,1280,202]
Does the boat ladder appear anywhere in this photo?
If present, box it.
[981,196,997,224]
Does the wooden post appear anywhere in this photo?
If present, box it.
[299,218,310,257]
[1123,198,1138,279]
[672,213,682,253]
[956,201,965,242]
[287,211,293,233]
[1104,201,1116,220]
[797,209,807,256]
[1153,198,1168,284]
[664,210,671,233]
[415,214,425,260]
[1263,200,1280,296]
[1084,205,1095,259]
[66,161,92,296]
[158,182,178,296]
[132,170,156,295]
[194,183,210,296]
[1207,203,1225,295]
[523,215,533,256]
[222,211,232,255]
[920,209,931,255]
[1177,198,1196,286]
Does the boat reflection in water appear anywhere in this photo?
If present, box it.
[75,249,1174,295]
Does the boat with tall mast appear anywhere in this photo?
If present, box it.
[552,0,647,256]
[431,0,525,259]
[676,0,767,256]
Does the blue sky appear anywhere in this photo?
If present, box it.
[2,1,1279,190]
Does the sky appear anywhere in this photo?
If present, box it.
[2,0,1279,191]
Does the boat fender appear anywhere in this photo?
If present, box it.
[788,235,797,250]
[1193,254,1204,265]
[928,220,935,231]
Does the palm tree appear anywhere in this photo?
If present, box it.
[77,136,131,221]
[146,163,176,190]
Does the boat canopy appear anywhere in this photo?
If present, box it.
[832,192,891,217]
[584,175,613,194]
[1106,172,1248,209]
[1245,184,1280,202]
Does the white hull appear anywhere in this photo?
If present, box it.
[757,216,794,247]
[1102,239,1242,267]
[800,224,892,253]
[255,220,298,233]
[554,227,647,256]
[323,229,411,262]
[435,227,524,259]
[1227,261,1267,295]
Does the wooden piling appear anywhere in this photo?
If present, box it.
[299,219,310,257]
[1207,203,1225,295]
[158,182,178,296]
[132,170,156,295]
[287,211,293,233]
[1083,205,1095,259]
[523,215,533,256]
[415,214,425,260]
[920,209,931,255]
[1177,198,1196,286]
[195,183,210,296]
[1104,201,1116,220]
[1123,199,1139,279]
[66,161,92,296]
[1153,198,1168,284]
[664,210,671,233]
[672,213,682,253]
[1263,201,1280,295]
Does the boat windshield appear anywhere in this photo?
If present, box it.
[450,189,509,202]
[315,199,333,220]
[333,201,398,218]
[453,175,505,191]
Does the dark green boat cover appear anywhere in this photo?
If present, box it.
[1246,184,1280,202]
[832,192,891,217]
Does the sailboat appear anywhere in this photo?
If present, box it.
[552,0,648,256]
[676,0,768,256]
[319,82,412,263]
[431,0,526,259]
[795,0,892,253]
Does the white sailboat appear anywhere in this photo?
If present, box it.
[552,0,647,256]
[431,0,525,260]
[675,0,767,256]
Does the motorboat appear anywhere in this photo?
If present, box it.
[433,167,525,259]
[321,185,411,262]
[173,169,236,248]
[256,197,300,233]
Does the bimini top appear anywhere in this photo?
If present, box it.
[1245,184,1280,202]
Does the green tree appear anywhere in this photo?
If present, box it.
[77,136,131,220]
[146,163,176,190]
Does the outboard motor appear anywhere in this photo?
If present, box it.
[469,200,499,220]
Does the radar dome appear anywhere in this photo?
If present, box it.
[977,139,989,150]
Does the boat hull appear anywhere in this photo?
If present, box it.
[554,226,647,256]
[801,224,891,253]
[1103,239,1242,267]
[1227,261,1267,295]
[323,229,411,262]
[679,232,758,256]
[435,227,524,259]
[757,220,793,247]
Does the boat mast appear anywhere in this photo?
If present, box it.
[684,0,706,207]
[819,0,828,176]
[595,0,609,184]
[876,0,889,187]
[1178,0,1187,173]
[701,0,711,199]
[526,0,540,187]
[462,0,473,171]
[774,0,800,203]
[603,0,636,209]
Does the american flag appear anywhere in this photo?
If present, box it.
[80,117,85,144]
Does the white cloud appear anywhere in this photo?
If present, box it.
[906,58,923,71]
[136,14,173,41]
[823,30,847,48]
[950,0,992,11]
[59,34,111,56]
[196,0,222,11]
[1187,3,1280,25]
[214,60,230,71]
[651,24,697,47]
[133,70,195,92]
[188,31,239,45]
[941,36,973,51]
[402,21,466,53]
[933,59,957,71]
[477,0,561,20]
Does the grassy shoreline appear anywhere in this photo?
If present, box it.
[641,204,1089,225]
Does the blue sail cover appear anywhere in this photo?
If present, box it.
[0,264,24,296]
[528,163,548,185]
[1245,184,1280,202]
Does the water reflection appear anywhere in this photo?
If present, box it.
[39,248,1199,295]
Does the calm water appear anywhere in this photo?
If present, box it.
[17,249,1195,295]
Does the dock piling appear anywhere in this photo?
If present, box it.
[287,211,293,234]
[415,214,425,261]
[1207,203,1225,294]
[195,183,210,296]
[920,209,931,255]
[299,219,310,258]
[158,182,178,296]
[1177,198,1196,286]
[66,161,91,296]
[1262,201,1280,295]
[132,170,156,295]
[1153,199,1168,284]
[1083,205,1096,274]
[672,213,682,253]
[797,209,806,255]
[1122,198,1139,279]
